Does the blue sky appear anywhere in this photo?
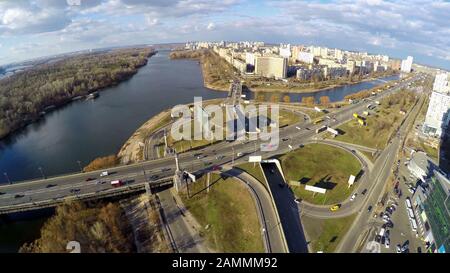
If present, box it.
[0,0,450,70]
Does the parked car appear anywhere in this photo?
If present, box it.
[396,245,402,253]
[294,198,301,204]
[361,188,368,195]
[367,205,373,212]
[350,193,357,201]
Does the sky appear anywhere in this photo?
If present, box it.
[0,0,450,70]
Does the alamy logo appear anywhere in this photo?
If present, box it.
[170,97,279,151]
[66,241,81,253]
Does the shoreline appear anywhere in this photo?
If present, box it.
[170,49,399,94]
[0,50,157,141]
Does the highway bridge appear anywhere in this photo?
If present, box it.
[0,75,420,220]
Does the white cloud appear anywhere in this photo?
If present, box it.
[206,22,215,30]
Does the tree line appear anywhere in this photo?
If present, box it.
[0,48,155,139]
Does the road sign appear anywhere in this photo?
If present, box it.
[348,175,356,188]
[249,156,262,163]
[305,185,327,194]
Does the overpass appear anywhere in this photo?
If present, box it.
[0,75,420,216]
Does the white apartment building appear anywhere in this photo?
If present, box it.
[432,73,450,93]
[297,51,314,64]
[279,44,291,58]
[401,56,414,73]
[423,73,450,137]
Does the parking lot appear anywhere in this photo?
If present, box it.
[364,157,425,253]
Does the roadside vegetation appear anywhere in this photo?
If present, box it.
[83,155,119,172]
[0,48,155,139]
[280,144,361,205]
[20,201,134,253]
[180,173,264,253]
[336,90,417,149]
[245,70,397,93]
[302,214,356,253]
[236,163,267,187]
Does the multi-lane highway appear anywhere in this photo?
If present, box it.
[0,74,422,253]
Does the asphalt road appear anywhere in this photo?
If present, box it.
[335,89,425,253]
[261,162,309,253]
[0,75,421,220]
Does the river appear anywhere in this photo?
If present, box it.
[0,50,399,252]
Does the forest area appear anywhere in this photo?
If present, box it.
[0,48,155,139]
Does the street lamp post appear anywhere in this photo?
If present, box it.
[38,167,46,180]
[3,172,11,185]
[77,160,82,173]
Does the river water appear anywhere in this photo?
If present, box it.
[0,50,398,252]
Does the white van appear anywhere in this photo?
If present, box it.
[100,171,109,177]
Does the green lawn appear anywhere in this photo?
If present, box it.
[277,109,300,127]
[280,143,361,205]
[336,90,416,149]
[180,173,264,253]
[236,163,268,188]
[302,214,356,253]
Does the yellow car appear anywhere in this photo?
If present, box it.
[330,204,341,212]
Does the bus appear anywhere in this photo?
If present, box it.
[313,118,324,125]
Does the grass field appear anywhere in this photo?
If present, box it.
[180,173,264,253]
[335,90,417,149]
[302,214,356,253]
[236,163,267,188]
[280,143,361,205]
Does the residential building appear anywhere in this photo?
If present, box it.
[255,55,288,79]
[297,51,314,64]
[401,56,414,73]
[423,73,450,137]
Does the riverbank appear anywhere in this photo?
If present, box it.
[0,48,156,140]
[246,72,399,94]
[170,49,399,94]
[116,98,225,164]
[170,49,233,91]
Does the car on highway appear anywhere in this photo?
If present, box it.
[361,188,367,195]
[85,177,95,182]
[236,152,243,157]
[70,188,80,194]
[212,165,221,171]
[0,192,5,195]
[197,154,207,159]
[46,184,57,188]
[282,138,289,142]
[111,180,123,187]
[350,193,357,201]
[305,127,310,130]
[295,126,301,130]
[330,204,341,212]
[100,171,109,177]
[215,155,225,160]
[161,168,171,172]
[14,194,24,199]
[150,174,161,180]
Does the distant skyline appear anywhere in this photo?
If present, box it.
[1,0,450,70]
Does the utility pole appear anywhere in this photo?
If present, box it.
[3,172,11,185]
[207,172,210,193]
[232,146,235,165]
